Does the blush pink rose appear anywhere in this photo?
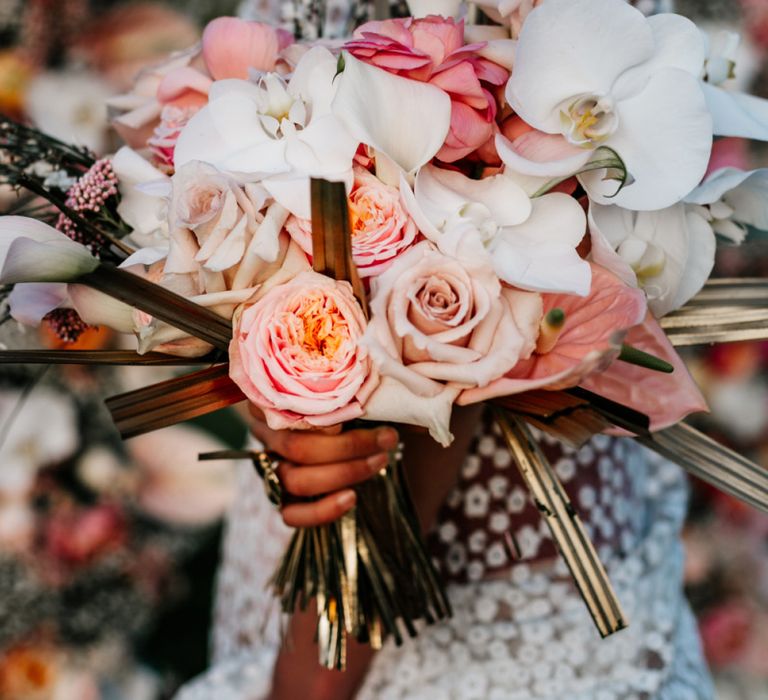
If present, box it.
[364,241,543,396]
[285,167,419,278]
[459,263,647,404]
[345,17,509,162]
[229,271,378,429]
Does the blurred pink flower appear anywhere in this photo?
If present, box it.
[202,16,292,80]
[699,602,753,668]
[45,504,127,566]
[345,17,509,162]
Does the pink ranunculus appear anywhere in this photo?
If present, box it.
[364,241,543,395]
[201,16,292,80]
[229,271,378,430]
[458,263,647,404]
[345,17,509,162]
[285,167,419,278]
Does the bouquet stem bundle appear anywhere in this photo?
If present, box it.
[272,452,450,669]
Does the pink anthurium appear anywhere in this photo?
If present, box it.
[458,263,647,404]
[581,312,708,431]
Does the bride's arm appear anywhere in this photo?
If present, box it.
[257,404,483,700]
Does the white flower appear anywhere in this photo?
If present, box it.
[684,167,768,243]
[498,0,712,211]
[0,217,98,286]
[589,202,715,317]
[332,53,452,182]
[175,46,358,205]
[111,146,171,249]
[26,71,111,154]
[703,30,740,86]
[402,164,590,294]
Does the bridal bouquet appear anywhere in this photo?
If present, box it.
[3,0,768,667]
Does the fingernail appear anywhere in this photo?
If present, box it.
[337,491,356,510]
[377,427,399,450]
[367,452,388,471]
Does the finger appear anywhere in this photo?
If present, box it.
[281,490,357,527]
[256,425,399,465]
[277,453,389,498]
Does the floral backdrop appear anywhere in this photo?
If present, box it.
[0,1,766,699]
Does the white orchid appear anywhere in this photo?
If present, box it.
[174,46,358,209]
[499,0,712,211]
[588,165,768,318]
[402,164,590,295]
[589,203,714,318]
[684,167,768,243]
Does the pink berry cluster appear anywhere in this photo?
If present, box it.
[42,308,90,344]
[56,158,118,252]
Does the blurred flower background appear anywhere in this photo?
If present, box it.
[0,0,766,698]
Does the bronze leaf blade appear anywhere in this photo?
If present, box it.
[493,408,627,638]
[0,349,220,365]
[636,423,768,514]
[78,265,233,350]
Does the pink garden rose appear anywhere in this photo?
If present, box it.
[285,167,419,277]
[345,17,509,162]
[364,241,543,394]
[459,263,647,404]
[229,271,378,429]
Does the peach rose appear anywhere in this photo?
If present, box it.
[229,271,378,429]
[364,241,543,394]
[285,167,419,277]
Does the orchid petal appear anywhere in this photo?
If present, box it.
[406,0,462,18]
[702,83,768,141]
[495,132,592,178]
[686,167,768,231]
[491,193,590,295]
[333,52,451,174]
[8,283,67,325]
[584,68,711,210]
[112,147,170,246]
[670,209,715,312]
[506,0,654,132]
[416,165,531,229]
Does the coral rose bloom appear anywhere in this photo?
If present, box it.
[230,271,378,429]
[285,167,419,278]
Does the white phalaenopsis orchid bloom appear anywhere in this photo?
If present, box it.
[499,0,712,211]
[332,53,452,182]
[703,30,741,86]
[174,46,358,198]
[684,167,768,243]
[589,203,715,317]
[402,165,590,295]
[594,167,768,318]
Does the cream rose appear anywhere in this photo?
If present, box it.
[361,241,542,441]
[285,167,419,277]
[229,270,378,430]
